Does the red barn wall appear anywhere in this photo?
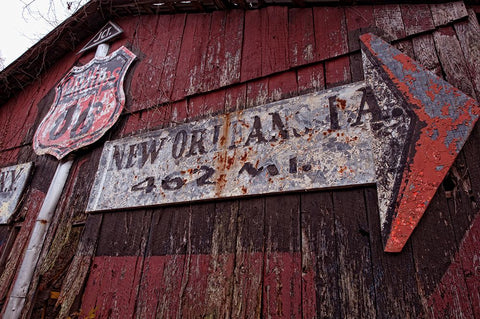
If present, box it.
[0,2,479,318]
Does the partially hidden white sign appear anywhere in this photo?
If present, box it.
[0,162,33,224]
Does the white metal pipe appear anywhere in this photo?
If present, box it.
[3,43,110,319]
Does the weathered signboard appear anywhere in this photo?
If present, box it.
[87,34,479,252]
[33,46,136,159]
[87,82,377,212]
[0,162,33,224]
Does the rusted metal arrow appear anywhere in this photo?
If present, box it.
[361,33,480,252]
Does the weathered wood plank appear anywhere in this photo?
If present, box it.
[433,26,476,99]
[374,4,405,40]
[400,4,435,36]
[325,56,351,89]
[393,39,415,60]
[188,89,226,120]
[179,203,216,318]
[246,78,268,109]
[333,188,376,318]
[261,7,288,77]
[288,8,315,68]
[364,187,423,319]
[202,11,227,93]
[297,63,325,95]
[0,226,16,275]
[411,185,474,318]
[313,7,348,62]
[412,34,443,77]
[301,191,340,318]
[171,99,189,125]
[81,210,151,318]
[0,93,36,150]
[219,10,243,87]
[263,194,301,318]
[345,6,374,51]
[138,206,189,319]
[203,200,238,318]
[430,1,468,27]
[232,197,264,318]
[0,148,22,168]
[454,9,480,99]
[241,9,262,83]
[57,214,103,318]
[463,122,480,208]
[267,70,297,102]
[0,189,45,300]
[129,15,171,112]
[454,213,480,316]
[224,83,247,113]
[159,14,186,103]
[345,6,373,82]
[172,13,211,100]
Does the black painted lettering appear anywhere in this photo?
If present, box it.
[172,130,187,159]
[70,100,102,138]
[8,168,24,192]
[110,145,125,170]
[238,162,263,177]
[266,164,279,176]
[244,116,267,146]
[302,164,312,172]
[125,144,137,169]
[269,112,288,141]
[289,157,298,173]
[162,174,185,190]
[195,166,215,186]
[49,103,76,140]
[352,86,383,129]
[329,95,340,130]
[212,125,221,146]
[187,129,207,157]
[228,121,243,150]
[0,172,6,192]
[139,138,166,168]
[131,176,156,193]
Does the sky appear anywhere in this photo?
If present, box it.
[0,0,88,68]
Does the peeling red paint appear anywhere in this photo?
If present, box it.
[361,33,480,252]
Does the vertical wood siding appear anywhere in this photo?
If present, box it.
[0,2,478,318]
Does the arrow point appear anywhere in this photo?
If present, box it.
[361,33,480,252]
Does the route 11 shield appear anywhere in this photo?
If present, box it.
[33,46,136,159]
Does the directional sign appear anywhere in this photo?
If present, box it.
[79,21,123,54]
[0,162,33,224]
[87,82,377,213]
[33,46,136,159]
[87,34,479,252]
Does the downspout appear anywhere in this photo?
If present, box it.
[3,43,109,319]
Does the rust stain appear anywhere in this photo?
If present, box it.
[226,155,235,170]
[336,98,347,110]
[214,113,231,197]
[345,136,358,143]
[240,152,248,162]
[241,186,247,194]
